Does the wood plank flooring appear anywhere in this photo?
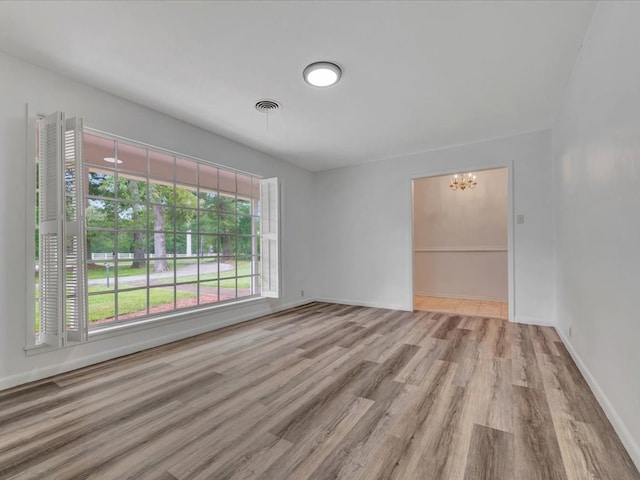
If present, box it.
[0,302,637,480]
[415,295,508,320]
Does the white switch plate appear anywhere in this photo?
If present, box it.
[517,214,525,224]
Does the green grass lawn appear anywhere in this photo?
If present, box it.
[87,288,194,323]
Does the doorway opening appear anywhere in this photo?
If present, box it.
[412,167,510,319]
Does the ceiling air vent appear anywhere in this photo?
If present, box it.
[255,100,280,113]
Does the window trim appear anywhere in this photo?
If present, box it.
[27,113,279,351]
[25,295,268,355]
[82,127,262,330]
[25,106,39,349]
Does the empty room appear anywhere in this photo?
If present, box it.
[0,1,639,479]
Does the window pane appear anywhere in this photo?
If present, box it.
[149,286,176,314]
[237,215,252,236]
[86,230,115,260]
[198,190,218,211]
[117,289,148,320]
[149,182,174,205]
[219,214,236,235]
[219,277,237,302]
[219,170,236,193]
[150,258,175,285]
[87,260,114,295]
[199,281,218,306]
[175,208,197,232]
[217,195,236,213]
[237,198,251,216]
[176,157,197,185]
[115,230,148,289]
[86,199,116,229]
[117,202,148,231]
[180,231,201,257]
[199,255,220,282]
[161,233,176,256]
[176,184,198,209]
[197,235,219,258]
[237,235,253,255]
[236,256,253,297]
[220,258,237,279]
[199,164,218,191]
[87,171,116,198]
[84,133,115,168]
[238,283,253,299]
[149,150,174,182]
[219,235,236,261]
[198,210,218,234]
[237,173,252,197]
[118,177,147,203]
[88,293,115,325]
[117,143,147,177]
[176,283,198,310]
[176,259,197,284]
[151,205,175,231]
[78,130,263,332]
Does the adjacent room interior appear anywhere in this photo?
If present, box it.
[413,168,509,319]
[0,1,639,479]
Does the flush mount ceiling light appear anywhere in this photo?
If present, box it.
[103,157,123,164]
[303,61,342,87]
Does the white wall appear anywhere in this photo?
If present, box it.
[314,130,555,324]
[0,51,313,390]
[552,2,640,468]
[413,168,508,301]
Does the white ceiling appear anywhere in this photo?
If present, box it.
[0,1,596,171]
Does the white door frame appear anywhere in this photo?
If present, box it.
[410,160,515,322]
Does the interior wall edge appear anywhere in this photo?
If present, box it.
[556,328,640,471]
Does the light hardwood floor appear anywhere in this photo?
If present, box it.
[0,302,637,479]
[415,295,508,319]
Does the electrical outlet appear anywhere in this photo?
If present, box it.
[569,326,572,338]
[301,289,304,297]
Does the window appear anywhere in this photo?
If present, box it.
[33,112,279,348]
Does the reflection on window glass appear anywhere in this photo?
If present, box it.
[83,131,260,328]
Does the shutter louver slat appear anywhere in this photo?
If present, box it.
[39,113,64,347]
[38,112,87,347]
[260,178,279,298]
[63,117,87,343]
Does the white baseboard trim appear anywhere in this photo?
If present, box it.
[314,297,412,312]
[0,298,312,392]
[512,315,555,327]
[557,329,640,471]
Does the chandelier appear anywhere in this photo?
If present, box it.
[449,173,477,191]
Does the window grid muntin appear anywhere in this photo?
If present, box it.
[84,130,260,327]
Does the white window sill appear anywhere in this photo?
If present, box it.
[24,295,267,356]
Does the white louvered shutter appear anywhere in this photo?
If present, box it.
[62,116,88,343]
[39,113,64,347]
[260,178,280,298]
[38,112,87,346]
